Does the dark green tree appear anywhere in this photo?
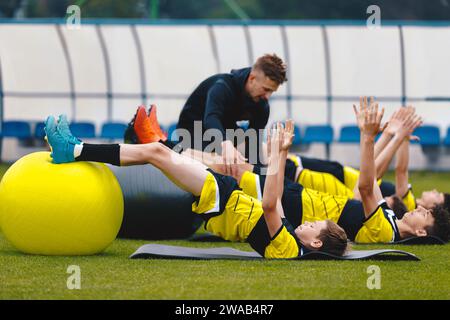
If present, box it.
[0,0,23,18]
[2,0,450,20]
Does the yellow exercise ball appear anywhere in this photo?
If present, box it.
[0,151,124,255]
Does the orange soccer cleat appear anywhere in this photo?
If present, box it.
[132,105,162,143]
[147,104,168,142]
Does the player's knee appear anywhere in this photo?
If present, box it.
[151,142,168,157]
[140,142,166,161]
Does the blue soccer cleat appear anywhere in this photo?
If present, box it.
[44,115,76,164]
[57,114,82,145]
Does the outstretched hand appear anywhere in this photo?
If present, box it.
[384,106,422,141]
[281,120,295,151]
[398,106,423,140]
[267,121,295,154]
[268,122,283,155]
[353,97,372,130]
[361,99,385,137]
[384,107,407,136]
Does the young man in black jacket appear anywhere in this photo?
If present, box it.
[129,54,287,176]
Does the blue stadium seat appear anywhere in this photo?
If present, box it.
[100,122,127,140]
[167,123,179,141]
[34,122,46,139]
[302,125,334,144]
[69,122,96,138]
[292,124,301,145]
[1,121,32,139]
[412,126,441,146]
[338,125,360,143]
[444,127,450,147]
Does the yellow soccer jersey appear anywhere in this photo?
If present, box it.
[402,185,417,212]
[297,169,355,198]
[342,166,360,191]
[342,166,385,192]
[239,170,350,225]
[355,201,401,243]
[287,154,357,196]
[300,188,349,224]
[238,169,402,244]
[264,225,300,259]
[289,157,385,199]
[192,171,300,258]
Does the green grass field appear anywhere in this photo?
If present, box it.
[0,164,449,300]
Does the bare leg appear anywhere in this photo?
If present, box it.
[181,149,226,174]
[181,148,254,183]
[120,143,208,196]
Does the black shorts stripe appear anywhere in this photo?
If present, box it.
[322,198,329,218]
[233,194,241,212]
[248,199,255,221]
[332,196,342,213]
[322,174,327,193]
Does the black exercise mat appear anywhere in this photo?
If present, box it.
[392,235,445,245]
[189,233,445,245]
[130,244,420,261]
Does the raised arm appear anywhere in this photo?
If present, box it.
[376,107,422,180]
[373,102,393,159]
[276,120,295,199]
[262,126,284,237]
[395,109,423,198]
[395,138,410,198]
[374,107,413,179]
[354,97,389,159]
[355,97,385,217]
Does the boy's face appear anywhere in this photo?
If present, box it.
[402,206,435,236]
[294,220,327,249]
[417,190,444,209]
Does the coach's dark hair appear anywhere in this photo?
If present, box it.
[318,220,349,256]
[426,205,450,242]
[253,54,288,85]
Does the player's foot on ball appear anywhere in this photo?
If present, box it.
[44,116,76,164]
[56,114,82,145]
